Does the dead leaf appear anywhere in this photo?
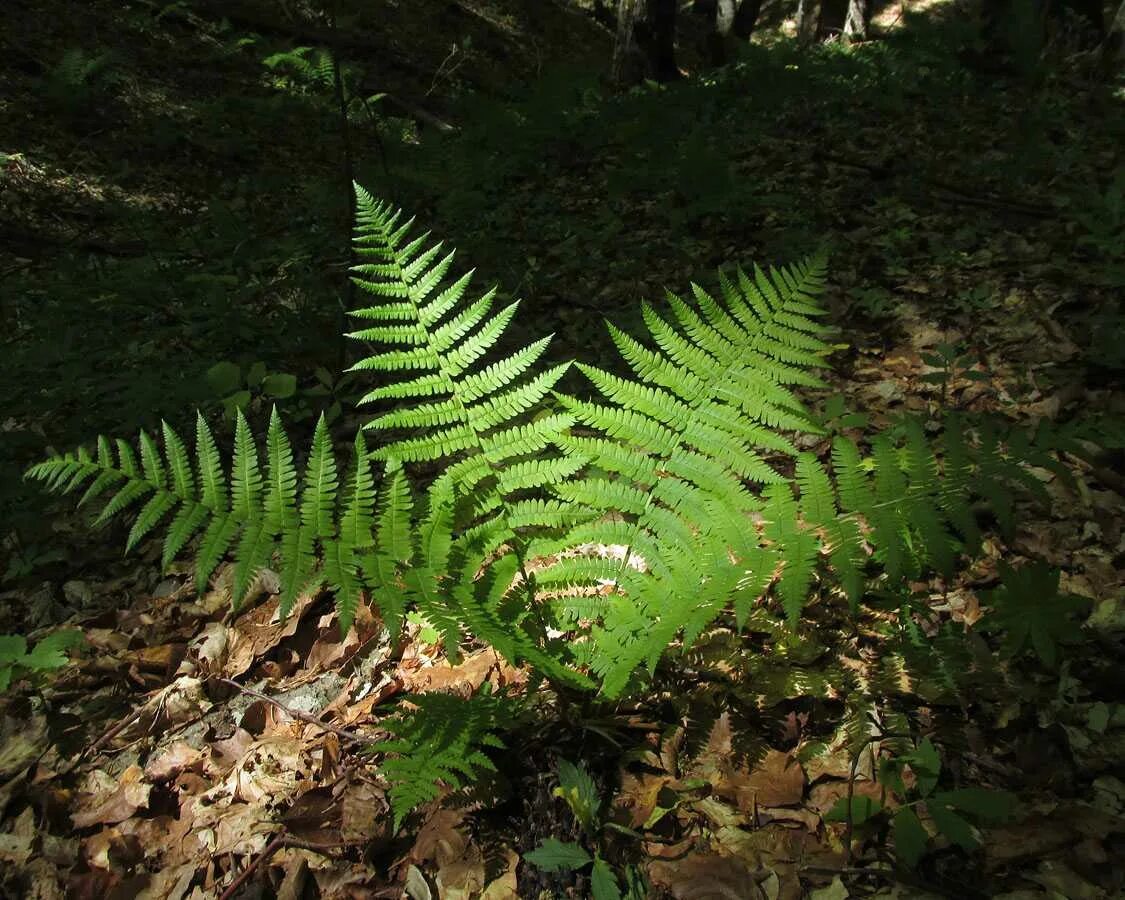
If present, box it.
[615,771,673,828]
[136,862,197,900]
[479,848,519,900]
[72,765,151,828]
[689,717,805,809]
[410,808,469,866]
[145,742,205,782]
[178,621,229,676]
[0,807,36,865]
[435,843,486,900]
[224,593,317,678]
[402,648,525,697]
[0,715,48,779]
[649,853,772,899]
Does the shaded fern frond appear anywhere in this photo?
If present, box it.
[372,686,519,828]
[26,409,376,633]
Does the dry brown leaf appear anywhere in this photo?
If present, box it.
[193,798,277,857]
[223,593,317,678]
[0,807,36,865]
[113,677,211,748]
[409,808,469,866]
[615,771,673,828]
[435,843,486,900]
[479,848,519,900]
[228,732,306,805]
[136,862,197,900]
[72,765,151,828]
[340,777,389,846]
[0,714,48,780]
[808,779,884,817]
[145,741,205,782]
[178,621,229,676]
[649,853,771,899]
[689,717,805,810]
[402,647,525,697]
[127,642,188,676]
[208,728,255,775]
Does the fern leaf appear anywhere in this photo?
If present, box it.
[373,688,516,829]
[194,413,227,511]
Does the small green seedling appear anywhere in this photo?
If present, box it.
[525,759,647,900]
[919,342,990,407]
[827,737,1016,868]
[204,359,298,421]
[0,630,85,692]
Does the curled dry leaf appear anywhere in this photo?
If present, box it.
[224,593,317,678]
[72,765,151,828]
[178,621,229,677]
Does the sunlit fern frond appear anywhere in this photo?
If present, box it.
[27,409,375,634]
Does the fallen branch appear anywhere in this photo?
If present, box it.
[216,677,373,744]
[218,829,287,900]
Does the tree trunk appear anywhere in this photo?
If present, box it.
[796,0,821,43]
[612,0,680,85]
[816,0,848,38]
[843,0,868,40]
[732,0,764,39]
[695,0,738,64]
[1102,0,1125,74]
[612,0,647,84]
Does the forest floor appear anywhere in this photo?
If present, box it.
[1,0,1124,898]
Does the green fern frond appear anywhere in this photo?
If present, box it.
[348,187,586,674]
[373,687,518,828]
[26,408,382,630]
[545,254,833,693]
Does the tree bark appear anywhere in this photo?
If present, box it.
[843,0,868,40]
[816,0,848,38]
[1102,0,1125,74]
[796,0,821,44]
[695,0,737,64]
[732,0,764,38]
[612,0,680,85]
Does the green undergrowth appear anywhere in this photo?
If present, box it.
[27,186,1090,832]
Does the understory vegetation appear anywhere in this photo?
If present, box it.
[1,0,1123,898]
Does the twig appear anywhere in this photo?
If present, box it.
[218,829,287,900]
[83,704,148,760]
[216,677,372,744]
[843,732,911,868]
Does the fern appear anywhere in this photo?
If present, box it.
[347,188,590,684]
[26,190,1063,817]
[372,686,517,828]
[27,192,1048,690]
[540,257,1044,696]
[28,409,370,634]
[540,259,831,694]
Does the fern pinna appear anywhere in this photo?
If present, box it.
[371,686,516,828]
